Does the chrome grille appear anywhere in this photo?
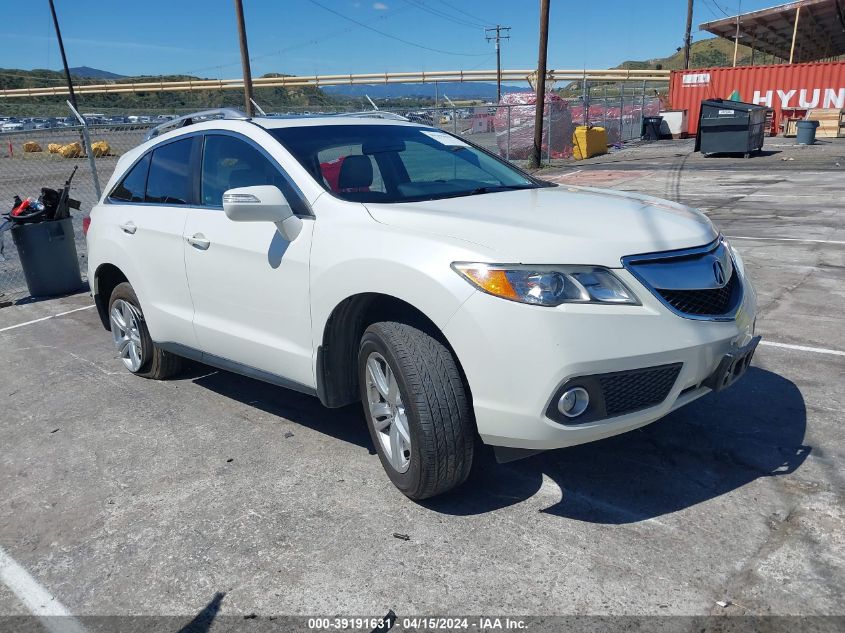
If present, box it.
[622,238,743,321]
[657,269,739,315]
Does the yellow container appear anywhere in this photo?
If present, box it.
[572,125,608,160]
[59,142,83,158]
[91,141,111,157]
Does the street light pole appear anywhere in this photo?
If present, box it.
[234,0,255,116]
[529,0,550,169]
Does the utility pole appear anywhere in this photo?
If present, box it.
[732,0,742,67]
[49,0,91,172]
[789,3,801,64]
[683,0,694,69]
[485,25,511,104]
[48,0,79,113]
[233,0,254,116]
[529,0,550,169]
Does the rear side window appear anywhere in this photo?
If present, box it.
[201,134,308,214]
[110,153,150,202]
[145,138,193,205]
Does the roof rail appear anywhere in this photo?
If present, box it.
[143,108,250,141]
[340,111,409,121]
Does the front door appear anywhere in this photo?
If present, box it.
[183,133,315,389]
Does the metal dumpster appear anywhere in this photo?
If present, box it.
[694,99,769,157]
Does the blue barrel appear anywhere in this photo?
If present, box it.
[796,120,819,145]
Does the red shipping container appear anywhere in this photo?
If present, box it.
[669,61,845,136]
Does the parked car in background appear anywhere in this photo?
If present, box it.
[86,110,759,499]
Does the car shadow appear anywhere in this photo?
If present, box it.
[423,367,809,522]
[189,365,374,453]
[187,365,807,523]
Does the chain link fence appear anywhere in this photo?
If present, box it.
[0,123,152,303]
[0,86,660,303]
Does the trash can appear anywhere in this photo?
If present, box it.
[796,120,819,145]
[641,116,663,141]
[695,98,770,157]
[11,218,83,297]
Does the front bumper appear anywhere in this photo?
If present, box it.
[442,268,758,451]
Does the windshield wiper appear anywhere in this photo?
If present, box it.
[468,184,537,195]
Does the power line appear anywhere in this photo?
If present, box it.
[466,53,496,71]
[700,0,722,19]
[433,0,494,26]
[307,0,489,57]
[402,0,487,30]
[181,3,414,77]
[709,0,733,16]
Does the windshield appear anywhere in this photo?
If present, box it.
[269,124,545,203]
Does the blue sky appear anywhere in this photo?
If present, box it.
[2,0,778,78]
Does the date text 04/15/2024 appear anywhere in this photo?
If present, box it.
[307,616,528,630]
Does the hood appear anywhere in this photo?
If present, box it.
[365,185,718,267]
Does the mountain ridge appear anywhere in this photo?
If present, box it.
[68,66,125,79]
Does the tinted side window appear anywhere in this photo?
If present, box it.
[145,138,193,205]
[110,153,150,202]
[201,135,307,214]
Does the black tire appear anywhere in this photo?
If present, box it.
[358,321,475,500]
[108,282,182,379]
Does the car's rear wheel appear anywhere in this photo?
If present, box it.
[108,282,182,379]
[358,321,474,500]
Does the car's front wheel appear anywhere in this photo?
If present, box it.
[108,282,182,379]
[358,321,475,500]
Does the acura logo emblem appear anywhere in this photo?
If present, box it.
[713,260,726,286]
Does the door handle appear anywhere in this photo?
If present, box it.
[186,233,210,250]
[119,221,137,235]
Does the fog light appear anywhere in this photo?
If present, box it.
[558,387,589,418]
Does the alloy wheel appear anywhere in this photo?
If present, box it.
[110,299,143,372]
[365,352,412,473]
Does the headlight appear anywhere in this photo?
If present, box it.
[722,236,745,277]
[452,263,639,307]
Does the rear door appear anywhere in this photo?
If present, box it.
[182,132,314,388]
[106,136,199,347]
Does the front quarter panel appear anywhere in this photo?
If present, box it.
[308,196,489,360]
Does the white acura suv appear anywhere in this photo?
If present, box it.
[86,109,759,499]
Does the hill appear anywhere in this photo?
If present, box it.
[618,36,763,71]
[556,37,763,96]
[0,68,338,116]
[68,66,125,79]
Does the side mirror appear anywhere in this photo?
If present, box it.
[222,185,303,242]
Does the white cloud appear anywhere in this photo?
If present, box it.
[373,2,388,9]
